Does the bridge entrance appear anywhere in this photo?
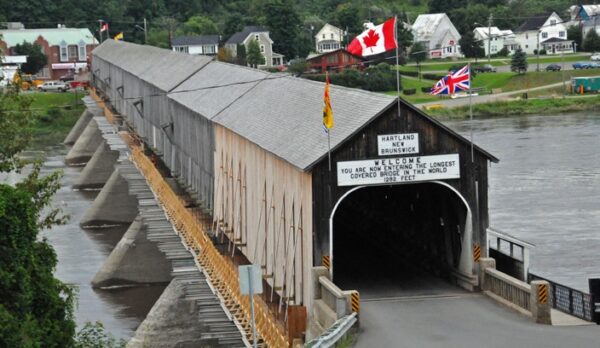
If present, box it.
[331,182,472,298]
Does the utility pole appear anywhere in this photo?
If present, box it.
[143,18,148,44]
[561,44,566,98]
[537,30,540,72]
[487,14,493,64]
[98,19,103,43]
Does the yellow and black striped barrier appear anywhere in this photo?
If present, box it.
[322,255,331,270]
[351,291,360,313]
[473,244,481,262]
[538,284,549,304]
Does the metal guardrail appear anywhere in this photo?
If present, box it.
[123,133,288,347]
[484,268,531,311]
[304,313,357,348]
[528,273,595,322]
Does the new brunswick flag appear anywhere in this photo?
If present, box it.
[323,72,333,131]
[114,32,124,41]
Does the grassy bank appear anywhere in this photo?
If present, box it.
[27,91,87,148]
[427,95,600,118]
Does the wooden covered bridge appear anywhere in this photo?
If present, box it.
[91,39,498,344]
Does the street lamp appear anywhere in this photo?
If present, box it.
[134,18,148,44]
[97,19,104,43]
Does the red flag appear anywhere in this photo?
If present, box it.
[347,18,397,57]
[100,23,108,32]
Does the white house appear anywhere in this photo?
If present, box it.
[473,27,517,56]
[315,23,345,53]
[412,13,463,59]
[224,26,284,68]
[171,35,219,56]
[514,12,573,55]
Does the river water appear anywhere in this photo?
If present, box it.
[445,112,600,291]
[6,112,598,339]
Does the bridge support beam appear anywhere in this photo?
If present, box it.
[530,280,552,325]
[73,140,120,190]
[80,169,138,227]
[127,278,210,348]
[65,118,103,166]
[64,110,94,145]
[92,215,171,288]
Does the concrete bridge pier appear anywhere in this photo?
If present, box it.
[91,215,172,288]
[63,110,94,145]
[80,168,138,227]
[72,140,120,190]
[64,118,103,166]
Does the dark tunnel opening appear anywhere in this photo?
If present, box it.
[332,183,468,298]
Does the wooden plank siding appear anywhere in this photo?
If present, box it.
[310,102,491,276]
[213,124,314,308]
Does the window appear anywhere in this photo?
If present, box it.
[550,19,556,26]
[559,31,565,37]
[174,46,189,53]
[322,34,325,39]
[525,34,528,39]
[446,46,452,53]
[203,45,216,54]
[260,45,265,53]
[59,40,68,62]
[78,40,86,61]
[330,33,334,39]
[542,32,548,39]
[68,45,78,60]
[525,44,529,48]
[255,34,259,41]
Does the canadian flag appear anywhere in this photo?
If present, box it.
[347,18,397,57]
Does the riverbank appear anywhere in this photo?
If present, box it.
[28,91,86,148]
[427,95,600,118]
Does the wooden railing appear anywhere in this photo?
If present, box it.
[124,134,288,347]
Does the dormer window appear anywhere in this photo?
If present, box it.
[550,19,556,26]
[78,40,86,61]
[59,40,68,62]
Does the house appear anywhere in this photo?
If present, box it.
[171,35,219,56]
[0,25,97,80]
[473,27,518,56]
[514,12,572,55]
[314,23,345,54]
[306,49,363,73]
[412,13,463,59]
[224,26,284,68]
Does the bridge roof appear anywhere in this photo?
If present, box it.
[92,40,498,171]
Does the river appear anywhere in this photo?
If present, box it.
[8,111,599,339]
[445,112,600,291]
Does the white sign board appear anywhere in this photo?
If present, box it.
[239,265,263,295]
[337,154,460,186]
[378,133,419,156]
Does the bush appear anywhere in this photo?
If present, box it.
[422,73,445,80]
[398,70,419,77]
[421,86,432,93]
[497,47,509,57]
[301,64,398,92]
[403,88,416,95]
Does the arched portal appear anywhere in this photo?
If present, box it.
[329,181,474,296]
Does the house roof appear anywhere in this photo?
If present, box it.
[306,49,364,62]
[172,35,220,46]
[412,14,447,42]
[92,40,498,171]
[0,27,98,47]
[581,5,600,17]
[541,37,572,44]
[515,13,558,32]
[315,23,344,39]
[225,26,268,45]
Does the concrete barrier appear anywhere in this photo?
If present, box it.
[63,110,94,145]
[73,140,120,190]
[80,168,138,227]
[64,118,103,166]
[91,215,172,288]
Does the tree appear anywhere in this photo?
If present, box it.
[333,3,362,38]
[287,58,308,76]
[567,25,582,52]
[13,42,48,75]
[217,47,233,62]
[263,3,301,60]
[246,39,265,68]
[396,20,414,54]
[182,15,218,35]
[236,44,247,66]
[459,31,485,60]
[583,29,600,52]
[510,47,528,74]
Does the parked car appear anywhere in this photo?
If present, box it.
[573,62,592,69]
[472,64,497,73]
[545,64,561,71]
[589,62,600,69]
[38,81,70,92]
[59,70,75,82]
[591,53,600,61]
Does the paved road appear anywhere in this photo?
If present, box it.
[354,293,600,348]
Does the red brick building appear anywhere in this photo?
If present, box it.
[306,49,364,73]
[0,26,98,80]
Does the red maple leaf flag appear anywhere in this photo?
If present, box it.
[348,18,397,57]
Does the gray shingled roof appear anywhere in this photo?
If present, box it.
[225,26,268,45]
[516,14,550,32]
[172,35,220,46]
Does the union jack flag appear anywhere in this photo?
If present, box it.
[430,65,470,95]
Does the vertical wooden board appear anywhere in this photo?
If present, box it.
[287,305,307,345]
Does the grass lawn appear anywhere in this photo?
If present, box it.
[382,76,443,104]
[25,91,87,148]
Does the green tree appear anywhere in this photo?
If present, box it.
[396,21,414,54]
[583,29,600,52]
[246,39,265,68]
[263,3,301,60]
[567,26,582,52]
[288,58,308,76]
[459,31,485,60]
[13,42,48,75]
[510,47,528,74]
[182,15,219,35]
[74,321,126,348]
[236,44,247,66]
[333,3,362,38]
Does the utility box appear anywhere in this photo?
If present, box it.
[571,76,600,94]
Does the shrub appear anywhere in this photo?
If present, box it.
[398,70,419,77]
[422,73,445,80]
[421,86,432,93]
[403,88,416,95]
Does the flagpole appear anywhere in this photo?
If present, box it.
[394,16,401,117]
[327,130,332,172]
[468,62,474,163]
